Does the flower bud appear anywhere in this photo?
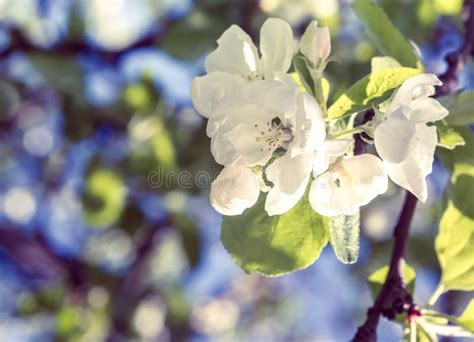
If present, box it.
[300,21,331,66]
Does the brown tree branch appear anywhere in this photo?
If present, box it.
[353,192,418,342]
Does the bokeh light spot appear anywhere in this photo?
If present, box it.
[23,126,54,157]
[3,187,37,224]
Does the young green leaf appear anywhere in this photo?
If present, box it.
[221,193,328,276]
[368,263,416,298]
[371,56,402,72]
[328,212,360,264]
[459,300,474,332]
[327,67,421,119]
[435,120,465,150]
[353,0,420,68]
[435,127,474,291]
[439,90,474,126]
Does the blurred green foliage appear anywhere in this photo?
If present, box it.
[0,0,471,340]
[83,169,126,228]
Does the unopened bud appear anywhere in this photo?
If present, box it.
[300,21,331,66]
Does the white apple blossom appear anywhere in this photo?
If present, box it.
[309,140,388,217]
[207,80,326,216]
[207,80,326,167]
[374,74,449,202]
[192,18,396,218]
[299,20,331,66]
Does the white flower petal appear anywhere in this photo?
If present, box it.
[205,25,261,78]
[209,99,273,166]
[207,96,271,138]
[309,154,388,217]
[299,20,331,65]
[374,108,416,163]
[343,154,388,202]
[389,73,442,110]
[384,124,437,202]
[210,132,241,166]
[224,123,274,166]
[260,18,295,76]
[312,139,352,176]
[269,71,301,92]
[206,97,247,138]
[210,166,260,215]
[265,152,313,216]
[407,97,449,124]
[191,71,246,118]
[239,80,297,118]
[288,92,326,157]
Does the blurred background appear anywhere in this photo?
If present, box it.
[0,0,473,341]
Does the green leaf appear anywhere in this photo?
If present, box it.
[371,56,402,72]
[221,193,329,276]
[293,55,315,95]
[290,72,307,94]
[290,73,330,107]
[435,127,474,291]
[83,169,127,228]
[439,90,474,126]
[327,67,421,119]
[435,120,465,150]
[459,300,474,332]
[353,0,420,68]
[328,212,360,264]
[368,263,416,299]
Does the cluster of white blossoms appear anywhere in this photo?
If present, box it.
[191,18,448,217]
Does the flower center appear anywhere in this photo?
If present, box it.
[247,71,262,81]
[254,117,293,152]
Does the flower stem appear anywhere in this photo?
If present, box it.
[313,75,327,115]
[328,127,366,140]
[427,284,445,307]
[421,308,461,324]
